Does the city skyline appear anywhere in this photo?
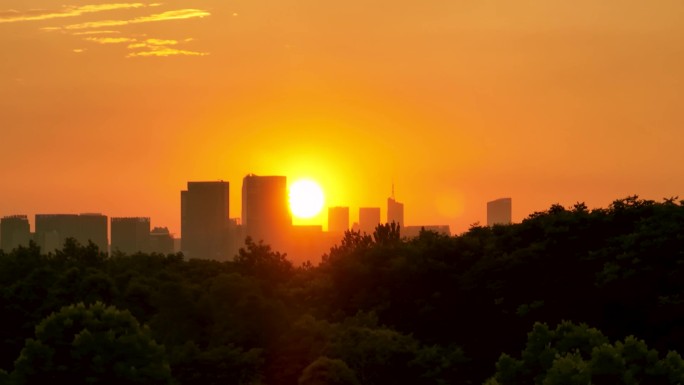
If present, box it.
[0,175,493,236]
[2,1,683,238]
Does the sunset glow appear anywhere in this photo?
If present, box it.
[1,1,683,236]
[289,180,325,219]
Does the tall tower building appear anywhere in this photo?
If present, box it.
[181,181,230,259]
[241,175,291,249]
[0,215,31,252]
[487,198,512,226]
[328,207,350,234]
[111,217,150,254]
[359,207,381,234]
[387,186,404,228]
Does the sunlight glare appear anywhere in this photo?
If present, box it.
[289,179,325,219]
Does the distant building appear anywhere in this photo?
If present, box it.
[111,217,150,254]
[35,213,108,252]
[242,174,291,249]
[226,218,243,259]
[149,227,174,255]
[487,198,512,226]
[403,225,451,238]
[359,207,381,234]
[181,181,230,259]
[387,197,404,228]
[328,207,350,234]
[0,215,31,252]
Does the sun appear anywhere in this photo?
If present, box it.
[289,179,325,219]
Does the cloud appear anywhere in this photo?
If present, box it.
[63,9,210,30]
[146,38,178,46]
[72,30,122,35]
[85,37,137,44]
[0,3,147,24]
[125,38,208,58]
[80,35,208,58]
[127,47,208,58]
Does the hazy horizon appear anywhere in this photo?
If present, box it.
[2,0,683,235]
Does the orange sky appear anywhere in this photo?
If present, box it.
[1,0,683,236]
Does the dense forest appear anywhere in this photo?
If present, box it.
[3,196,684,384]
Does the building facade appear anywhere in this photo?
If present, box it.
[487,198,512,226]
[387,197,404,228]
[35,213,108,252]
[181,181,230,259]
[241,175,291,249]
[111,217,151,254]
[0,215,31,252]
[359,207,381,235]
[328,207,350,234]
[149,227,174,255]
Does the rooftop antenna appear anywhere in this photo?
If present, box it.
[391,180,395,200]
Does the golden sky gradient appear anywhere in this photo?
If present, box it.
[1,0,683,236]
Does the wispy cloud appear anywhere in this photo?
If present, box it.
[72,30,121,35]
[80,35,208,58]
[3,3,211,59]
[63,9,210,30]
[0,3,148,24]
[85,36,137,44]
[127,47,208,58]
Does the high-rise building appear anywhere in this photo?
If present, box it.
[0,215,31,252]
[241,175,291,249]
[328,207,349,234]
[487,198,512,226]
[387,198,404,228]
[35,213,108,252]
[181,181,230,259]
[359,207,381,234]
[111,217,150,254]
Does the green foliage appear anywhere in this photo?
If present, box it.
[489,321,684,385]
[11,302,171,385]
[234,237,293,283]
[169,342,263,385]
[298,357,360,385]
[3,197,684,385]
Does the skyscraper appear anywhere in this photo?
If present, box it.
[387,198,404,228]
[111,217,150,254]
[0,215,31,252]
[35,213,108,252]
[241,174,291,249]
[328,207,350,234]
[359,207,381,234]
[487,198,512,226]
[181,181,230,259]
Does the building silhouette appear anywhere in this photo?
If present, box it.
[242,174,291,249]
[35,213,108,252]
[0,215,31,252]
[328,207,350,234]
[487,198,512,226]
[181,181,230,259]
[359,207,381,234]
[111,217,150,254]
[149,227,174,254]
[387,198,404,228]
